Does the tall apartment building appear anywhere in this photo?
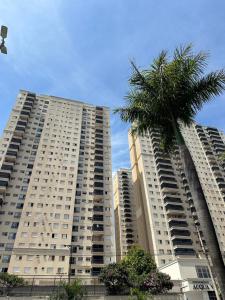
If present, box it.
[113,168,137,261]
[0,90,114,283]
[128,123,225,267]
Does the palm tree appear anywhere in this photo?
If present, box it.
[115,45,225,299]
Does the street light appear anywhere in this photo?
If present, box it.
[0,25,8,54]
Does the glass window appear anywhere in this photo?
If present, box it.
[196,265,211,278]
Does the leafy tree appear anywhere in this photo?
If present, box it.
[115,44,225,298]
[63,279,85,300]
[99,262,130,295]
[50,279,86,300]
[122,246,156,288]
[142,272,173,295]
[129,288,148,300]
[0,273,26,295]
[100,247,173,297]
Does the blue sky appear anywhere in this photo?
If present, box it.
[0,0,225,173]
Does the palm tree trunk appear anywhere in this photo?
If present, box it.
[169,115,225,299]
[179,143,225,299]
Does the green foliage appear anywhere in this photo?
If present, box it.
[115,44,225,151]
[129,288,149,300]
[142,272,173,295]
[99,246,172,296]
[122,246,156,288]
[0,272,26,289]
[50,279,86,300]
[99,262,130,295]
[63,279,85,300]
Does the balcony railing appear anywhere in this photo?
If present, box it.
[174,248,196,256]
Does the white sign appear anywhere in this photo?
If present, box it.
[192,281,214,291]
[182,280,214,292]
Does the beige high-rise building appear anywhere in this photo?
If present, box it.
[0,90,114,283]
[113,168,137,261]
[128,123,225,267]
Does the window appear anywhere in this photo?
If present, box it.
[57,267,64,273]
[13,267,20,273]
[2,255,10,263]
[208,291,217,300]
[27,255,33,261]
[47,267,53,274]
[24,267,31,273]
[196,265,211,278]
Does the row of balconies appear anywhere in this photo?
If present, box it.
[0,95,35,197]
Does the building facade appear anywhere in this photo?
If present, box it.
[113,168,137,261]
[0,90,114,283]
[128,123,225,267]
[159,258,217,300]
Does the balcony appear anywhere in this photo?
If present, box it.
[0,172,10,180]
[92,256,104,264]
[164,196,182,204]
[207,127,219,134]
[5,150,17,162]
[124,204,131,209]
[92,224,104,231]
[205,150,213,156]
[158,170,175,176]
[199,136,207,142]
[157,163,173,171]
[197,132,205,138]
[212,138,223,144]
[215,148,225,154]
[93,215,104,222]
[8,144,19,151]
[125,218,132,222]
[216,178,225,183]
[91,267,102,276]
[24,101,33,107]
[159,176,177,183]
[124,213,132,218]
[161,182,178,191]
[126,233,133,239]
[174,248,196,256]
[92,245,104,253]
[93,206,104,212]
[1,164,13,172]
[92,235,104,242]
[218,183,225,191]
[123,200,130,205]
[127,239,134,244]
[14,126,25,136]
[20,110,30,119]
[94,182,104,188]
[168,220,188,228]
[0,180,8,192]
[94,189,104,196]
[156,158,172,165]
[170,229,190,237]
[211,166,220,172]
[172,238,193,246]
[94,168,104,174]
[165,204,185,216]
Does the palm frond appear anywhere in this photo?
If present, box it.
[115,44,225,152]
